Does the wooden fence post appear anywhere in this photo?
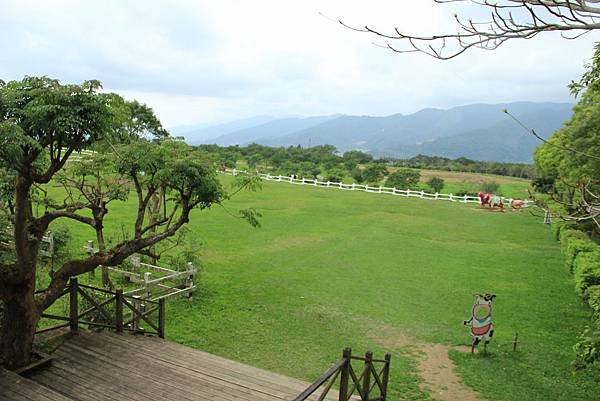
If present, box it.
[115,289,123,334]
[69,278,79,332]
[132,295,141,332]
[158,298,166,339]
[362,351,372,401]
[339,347,351,401]
[143,272,152,299]
[382,353,391,401]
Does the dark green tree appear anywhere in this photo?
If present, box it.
[427,176,445,193]
[386,168,420,189]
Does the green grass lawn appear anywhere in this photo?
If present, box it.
[44,174,598,401]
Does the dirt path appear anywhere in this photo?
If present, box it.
[370,328,488,401]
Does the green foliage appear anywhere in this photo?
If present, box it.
[324,168,346,183]
[479,181,500,194]
[49,223,71,268]
[0,77,113,174]
[573,318,600,369]
[386,168,420,189]
[426,176,445,193]
[362,163,389,184]
[534,45,600,238]
[574,250,600,296]
[586,285,600,313]
[560,229,588,254]
[565,237,598,272]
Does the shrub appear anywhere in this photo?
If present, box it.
[386,168,420,189]
[586,285,600,314]
[565,238,598,272]
[480,181,500,194]
[574,250,600,295]
[427,176,445,193]
[573,318,600,369]
[559,229,588,254]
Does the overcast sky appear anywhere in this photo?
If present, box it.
[1,0,599,128]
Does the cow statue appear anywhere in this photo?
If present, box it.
[463,293,496,353]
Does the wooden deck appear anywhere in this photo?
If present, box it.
[0,331,338,401]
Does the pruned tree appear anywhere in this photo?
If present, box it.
[341,0,600,60]
[0,77,256,370]
[54,151,129,286]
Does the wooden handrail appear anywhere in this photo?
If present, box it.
[35,279,165,338]
[292,358,347,401]
[293,348,391,401]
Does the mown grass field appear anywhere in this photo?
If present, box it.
[44,173,598,401]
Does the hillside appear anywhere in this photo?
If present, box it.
[197,102,573,162]
[197,115,341,146]
[172,115,275,143]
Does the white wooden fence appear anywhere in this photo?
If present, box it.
[83,241,197,302]
[221,168,533,207]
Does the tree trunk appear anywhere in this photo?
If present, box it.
[96,228,111,287]
[0,278,39,370]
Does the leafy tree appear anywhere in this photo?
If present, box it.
[427,176,445,193]
[386,168,420,189]
[325,168,347,183]
[0,77,256,369]
[351,167,365,183]
[362,163,389,184]
[480,181,500,194]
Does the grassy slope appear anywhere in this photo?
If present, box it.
[42,174,598,400]
[161,176,597,401]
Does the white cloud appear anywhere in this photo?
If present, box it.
[1,0,598,128]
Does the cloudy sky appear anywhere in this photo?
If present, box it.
[1,0,599,129]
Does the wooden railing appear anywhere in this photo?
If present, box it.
[294,348,391,401]
[36,278,165,338]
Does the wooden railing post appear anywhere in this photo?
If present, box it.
[115,289,123,334]
[132,295,141,332]
[382,353,391,401]
[69,278,79,332]
[362,351,372,401]
[339,347,351,401]
[158,298,166,338]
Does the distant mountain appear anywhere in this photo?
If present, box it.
[205,115,342,146]
[173,115,274,144]
[253,102,573,162]
[186,102,573,162]
[389,106,571,163]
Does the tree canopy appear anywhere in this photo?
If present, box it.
[0,77,255,370]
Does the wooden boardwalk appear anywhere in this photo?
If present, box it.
[0,331,339,401]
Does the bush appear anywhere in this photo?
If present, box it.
[565,237,598,272]
[427,176,445,193]
[559,229,588,254]
[386,168,420,189]
[480,181,500,194]
[586,285,600,313]
[574,250,600,295]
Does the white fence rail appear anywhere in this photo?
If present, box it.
[221,168,533,207]
[83,241,197,302]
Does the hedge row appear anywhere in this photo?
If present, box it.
[557,224,600,367]
[558,226,600,297]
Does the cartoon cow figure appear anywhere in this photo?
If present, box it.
[463,293,496,353]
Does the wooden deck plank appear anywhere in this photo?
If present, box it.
[49,343,247,401]
[98,331,335,400]
[59,338,278,401]
[0,368,73,401]
[87,332,308,399]
[20,330,347,401]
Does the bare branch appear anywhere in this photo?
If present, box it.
[338,0,600,59]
